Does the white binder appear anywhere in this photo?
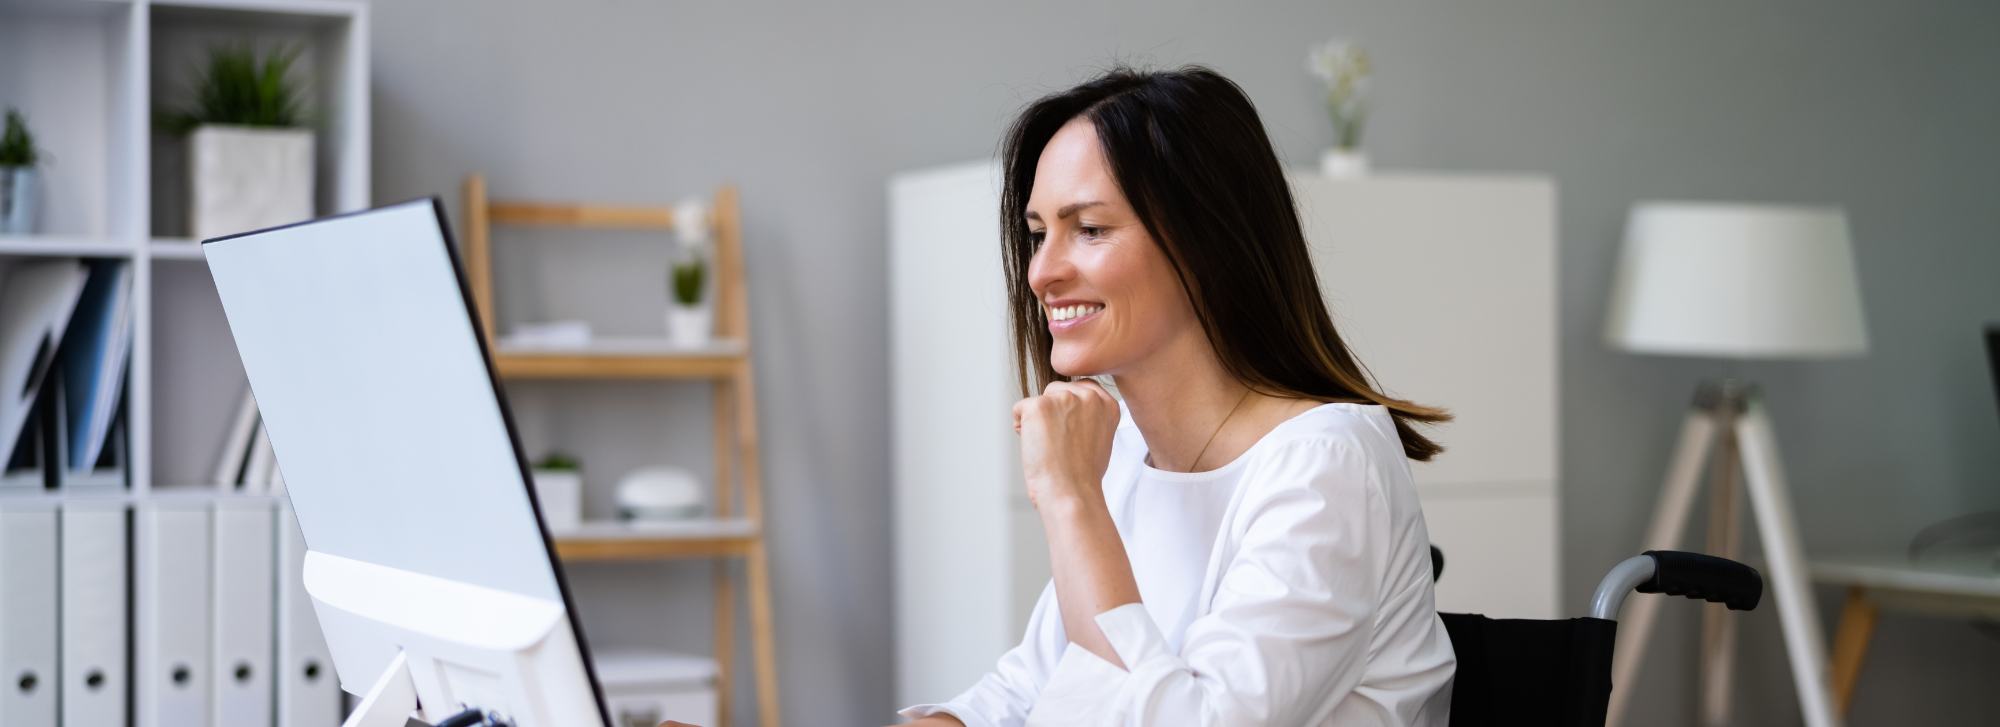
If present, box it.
[0,500,58,727]
[276,502,341,727]
[60,499,129,727]
[137,500,213,727]
[212,498,275,727]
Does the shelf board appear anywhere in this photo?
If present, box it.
[0,234,136,257]
[0,0,128,20]
[492,336,747,380]
[149,238,206,260]
[551,517,759,561]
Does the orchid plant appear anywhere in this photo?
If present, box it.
[669,198,711,309]
[1307,39,1372,151]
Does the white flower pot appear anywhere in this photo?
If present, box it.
[1319,147,1370,178]
[666,305,712,348]
[190,125,314,240]
[530,469,584,532]
[1,166,35,234]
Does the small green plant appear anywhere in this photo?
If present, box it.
[156,42,308,134]
[0,109,37,167]
[534,451,580,471]
[671,258,706,307]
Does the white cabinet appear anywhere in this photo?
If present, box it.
[1292,174,1560,620]
[889,164,1560,708]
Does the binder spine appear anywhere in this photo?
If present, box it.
[212,497,277,727]
[276,504,340,727]
[136,501,212,727]
[0,500,59,727]
[59,500,130,727]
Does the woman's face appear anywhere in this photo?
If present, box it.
[1026,118,1200,379]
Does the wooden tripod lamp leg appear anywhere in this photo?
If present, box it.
[1606,403,1720,727]
[1698,420,1744,727]
[1735,397,1843,727]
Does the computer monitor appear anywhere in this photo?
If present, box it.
[202,200,608,727]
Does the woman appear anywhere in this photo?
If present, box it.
[897,66,1456,726]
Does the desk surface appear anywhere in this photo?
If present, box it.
[1810,556,2000,621]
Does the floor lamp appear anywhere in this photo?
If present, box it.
[1602,202,1869,727]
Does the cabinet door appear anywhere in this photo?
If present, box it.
[1294,174,1559,619]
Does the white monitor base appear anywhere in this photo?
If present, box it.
[344,651,418,727]
[305,552,604,727]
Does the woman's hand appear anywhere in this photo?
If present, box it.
[1014,378,1138,669]
[1012,379,1121,511]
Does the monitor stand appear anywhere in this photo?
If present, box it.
[305,552,602,727]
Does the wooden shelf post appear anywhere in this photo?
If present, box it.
[462,174,780,727]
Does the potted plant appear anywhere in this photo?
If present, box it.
[665,198,713,347]
[1307,39,1372,177]
[1,109,40,234]
[157,42,315,240]
[529,451,584,532]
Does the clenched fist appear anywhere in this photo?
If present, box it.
[1012,379,1121,511]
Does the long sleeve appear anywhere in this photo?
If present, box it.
[1023,438,1454,726]
[900,582,1068,727]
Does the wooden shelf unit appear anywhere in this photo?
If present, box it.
[461,174,780,727]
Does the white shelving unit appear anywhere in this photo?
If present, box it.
[0,0,368,495]
[1,3,367,727]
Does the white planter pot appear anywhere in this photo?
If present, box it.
[190,125,314,240]
[1320,147,1371,178]
[530,469,584,532]
[665,305,712,348]
[1,166,35,234]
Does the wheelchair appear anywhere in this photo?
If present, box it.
[1430,548,1764,727]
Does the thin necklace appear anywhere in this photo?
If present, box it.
[1189,387,1254,473]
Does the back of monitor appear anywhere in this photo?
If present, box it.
[202,200,604,727]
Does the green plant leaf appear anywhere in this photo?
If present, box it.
[0,109,37,167]
[534,451,581,471]
[155,41,310,134]
[671,258,707,307]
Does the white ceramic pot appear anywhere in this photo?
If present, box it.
[1,166,35,234]
[665,305,712,348]
[1319,147,1371,178]
[530,469,584,532]
[190,124,314,240]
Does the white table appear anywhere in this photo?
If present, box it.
[1809,557,2000,715]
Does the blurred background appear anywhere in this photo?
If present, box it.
[3,0,1997,725]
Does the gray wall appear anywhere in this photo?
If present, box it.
[369,1,2000,724]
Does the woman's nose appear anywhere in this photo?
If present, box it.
[1027,239,1071,295]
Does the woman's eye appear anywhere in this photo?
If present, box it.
[1029,230,1046,247]
[1079,226,1105,239]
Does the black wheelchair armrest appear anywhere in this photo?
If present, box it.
[1637,550,1763,612]
[1588,550,1764,621]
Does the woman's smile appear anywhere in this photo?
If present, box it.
[1044,301,1106,330]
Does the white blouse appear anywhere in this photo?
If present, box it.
[901,403,1455,727]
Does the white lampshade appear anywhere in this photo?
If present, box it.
[1605,202,1868,359]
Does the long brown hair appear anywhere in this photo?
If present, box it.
[1000,65,1451,461]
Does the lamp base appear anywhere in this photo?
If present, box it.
[1606,380,1842,727]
